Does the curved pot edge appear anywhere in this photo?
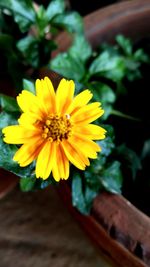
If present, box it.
[56,181,148,267]
[53,0,150,54]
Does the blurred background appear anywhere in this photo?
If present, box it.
[36,0,128,15]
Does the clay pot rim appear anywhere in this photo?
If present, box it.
[54,0,150,53]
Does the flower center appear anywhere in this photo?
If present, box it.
[42,114,72,142]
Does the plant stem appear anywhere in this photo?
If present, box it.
[110,109,141,122]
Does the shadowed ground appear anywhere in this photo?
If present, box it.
[0,185,113,267]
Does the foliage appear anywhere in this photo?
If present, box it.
[0,0,83,87]
[0,0,150,215]
[50,34,150,213]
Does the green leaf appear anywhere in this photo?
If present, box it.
[89,51,125,82]
[17,36,39,68]
[23,79,35,94]
[141,139,150,160]
[69,35,92,62]
[35,177,56,190]
[87,82,116,119]
[20,177,36,192]
[0,94,19,113]
[0,132,35,178]
[0,0,36,32]
[84,186,98,212]
[35,5,49,36]
[84,164,100,186]
[72,172,88,215]
[87,133,115,174]
[116,35,132,55]
[133,48,149,63]
[98,136,115,158]
[100,161,123,194]
[46,0,65,21]
[50,52,85,81]
[0,112,18,129]
[116,144,142,180]
[20,176,57,192]
[52,11,83,33]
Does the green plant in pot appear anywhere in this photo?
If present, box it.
[1,1,150,267]
[0,0,83,196]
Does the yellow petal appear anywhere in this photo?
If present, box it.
[2,125,40,144]
[72,102,104,125]
[67,89,93,115]
[75,124,106,140]
[61,140,89,170]
[69,134,101,159]
[17,90,45,120]
[35,77,56,114]
[13,136,44,167]
[35,141,56,180]
[56,78,75,114]
[52,143,69,181]
[18,112,41,128]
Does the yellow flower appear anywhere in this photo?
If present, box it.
[2,77,106,181]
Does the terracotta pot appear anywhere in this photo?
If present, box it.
[44,1,150,267]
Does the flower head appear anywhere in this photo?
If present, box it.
[2,77,106,181]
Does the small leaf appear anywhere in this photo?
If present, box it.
[0,132,35,178]
[0,0,36,32]
[141,139,150,160]
[89,51,125,82]
[87,82,116,119]
[52,11,83,33]
[69,35,92,62]
[0,112,18,129]
[17,36,39,68]
[35,5,49,35]
[86,134,115,174]
[0,94,19,113]
[72,172,88,215]
[116,144,142,180]
[46,0,65,21]
[100,161,123,194]
[20,171,54,192]
[50,52,85,81]
[84,186,98,212]
[116,35,132,55]
[23,79,35,94]
[20,177,36,192]
[98,136,115,158]
[134,48,149,63]
[35,177,55,189]
[84,165,102,188]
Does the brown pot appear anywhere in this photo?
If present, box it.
[44,1,150,267]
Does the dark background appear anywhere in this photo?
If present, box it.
[35,0,125,16]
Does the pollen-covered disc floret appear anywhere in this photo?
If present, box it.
[2,76,106,182]
[42,114,72,142]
